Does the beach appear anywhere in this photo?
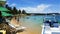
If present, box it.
[16,25,42,34]
[16,16,43,34]
[9,15,43,34]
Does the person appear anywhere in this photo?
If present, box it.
[0,11,3,23]
[0,11,7,24]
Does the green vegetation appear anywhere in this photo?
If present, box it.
[5,4,60,16]
[5,4,27,15]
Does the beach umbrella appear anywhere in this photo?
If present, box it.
[0,7,9,12]
[1,12,13,16]
[0,7,13,16]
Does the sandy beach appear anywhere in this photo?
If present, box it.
[10,16,42,34]
[16,25,42,34]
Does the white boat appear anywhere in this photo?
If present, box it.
[41,17,60,34]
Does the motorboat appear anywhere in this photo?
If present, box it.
[41,17,60,34]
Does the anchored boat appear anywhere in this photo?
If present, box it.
[42,15,60,34]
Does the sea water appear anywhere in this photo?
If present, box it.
[19,15,43,34]
[18,15,60,34]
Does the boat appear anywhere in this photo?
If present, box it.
[41,16,60,34]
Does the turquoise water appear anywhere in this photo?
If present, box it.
[19,15,60,26]
[19,15,44,34]
[20,15,44,26]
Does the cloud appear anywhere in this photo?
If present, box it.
[10,3,16,7]
[19,4,51,13]
[6,2,9,4]
[6,1,10,5]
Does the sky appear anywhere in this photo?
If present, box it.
[6,0,60,13]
